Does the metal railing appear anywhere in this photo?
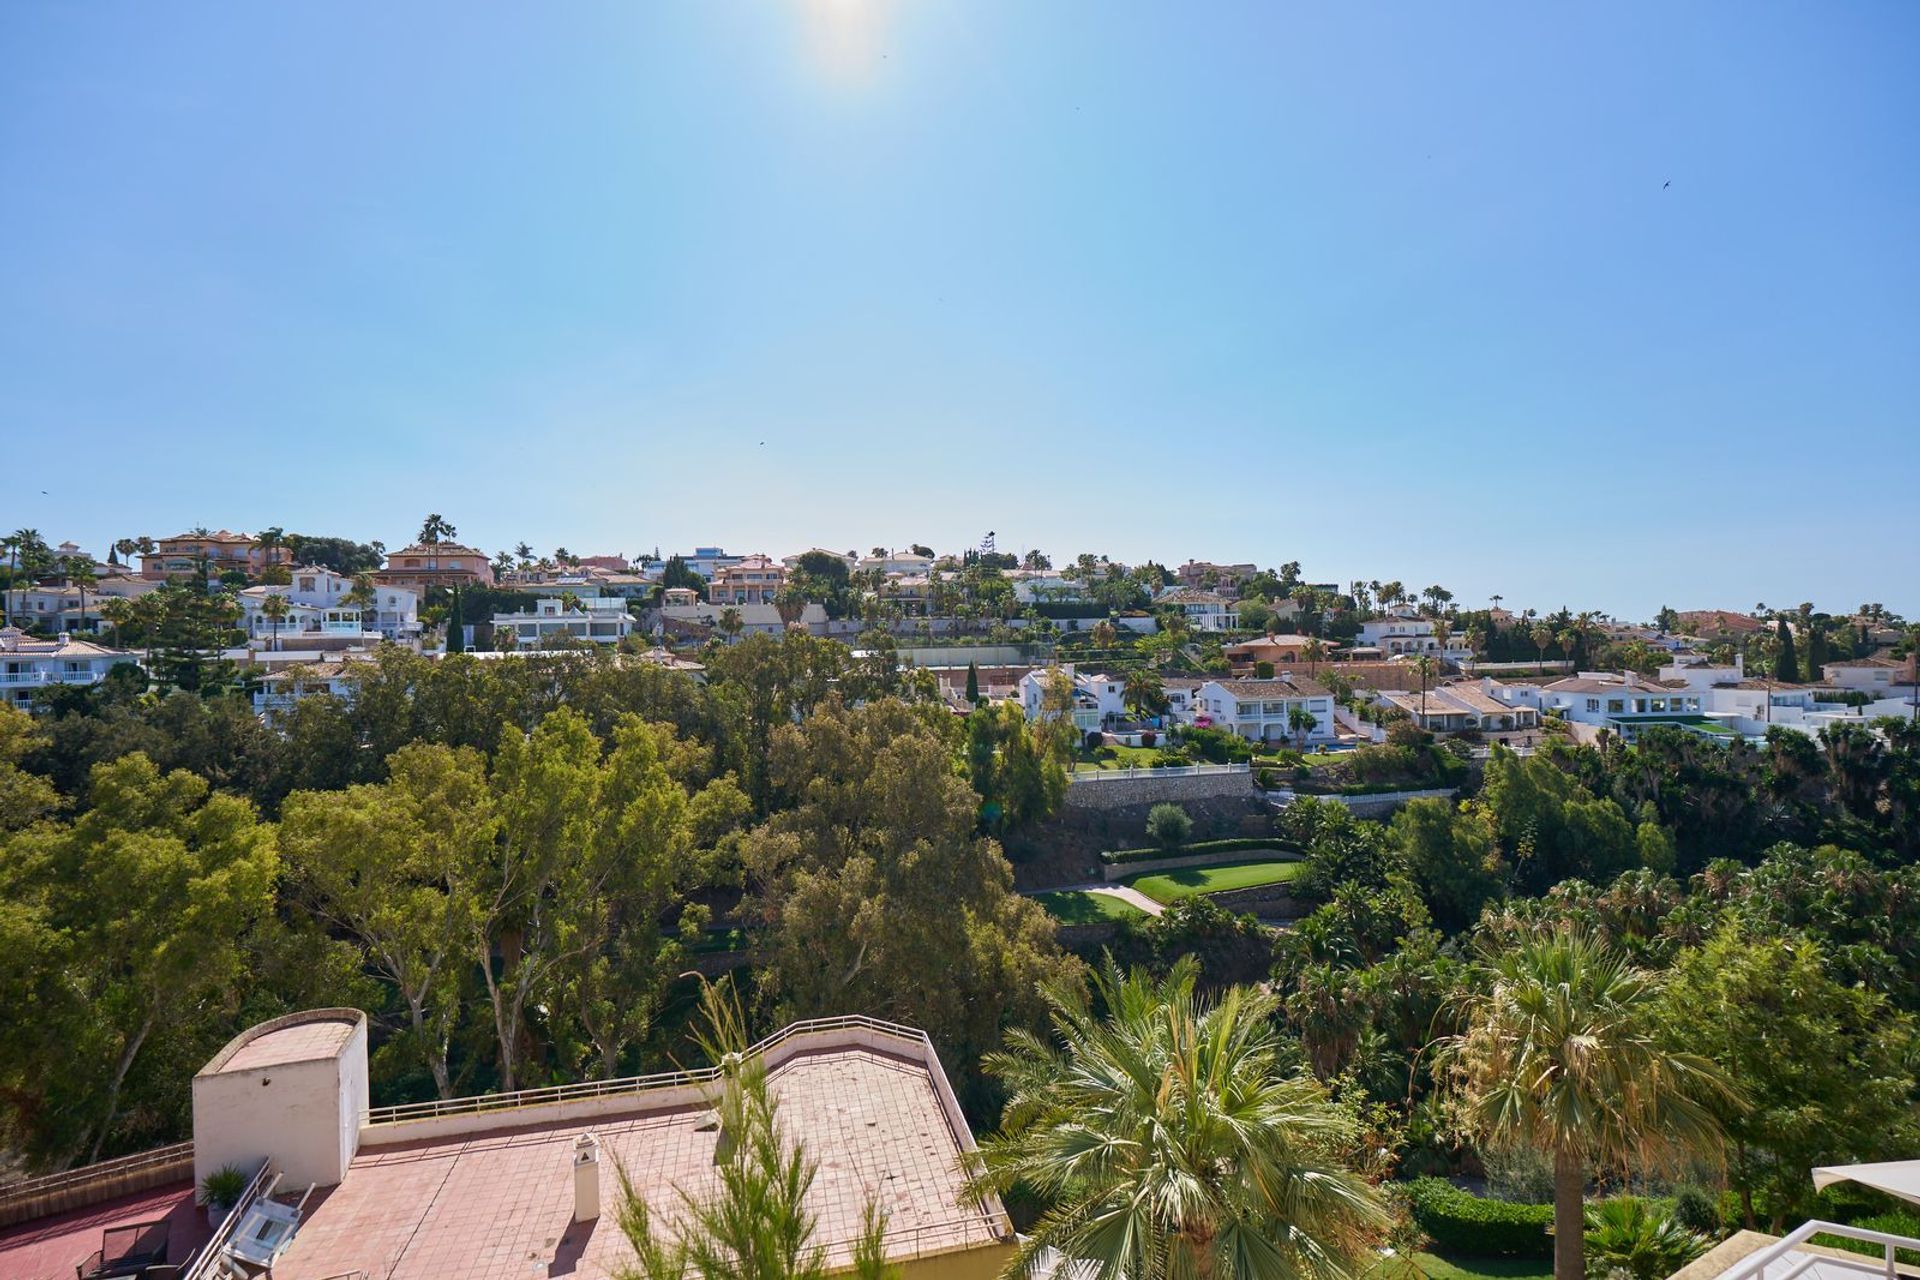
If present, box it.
[1722,1218,1920,1280]
[0,1141,193,1215]
[1070,762,1251,783]
[365,1014,934,1126]
[179,1158,277,1280]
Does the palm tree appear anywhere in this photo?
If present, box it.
[615,982,897,1280]
[1413,654,1437,724]
[346,572,380,635]
[717,607,744,643]
[1288,704,1318,747]
[968,957,1389,1280]
[1531,624,1554,667]
[64,557,98,634]
[1304,636,1325,675]
[255,525,286,579]
[260,592,291,651]
[1437,931,1737,1280]
[99,595,135,650]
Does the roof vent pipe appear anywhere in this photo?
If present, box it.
[573,1133,601,1222]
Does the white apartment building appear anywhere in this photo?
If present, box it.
[3,576,161,634]
[1192,676,1336,744]
[493,597,636,647]
[0,627,140,709]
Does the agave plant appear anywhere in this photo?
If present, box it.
[1582,1196,1709,1280]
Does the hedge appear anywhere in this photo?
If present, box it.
[1101,837,1303,866]
[1404,1178,1553,1258]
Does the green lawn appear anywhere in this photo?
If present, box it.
[1073,744,1166,772]
[1031,889,1148,923]
[1123,858,1304,905]
[1402,1254,1553,1280]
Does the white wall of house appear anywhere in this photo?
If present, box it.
[494,597,635,646]
[1193,680,1335,744]
[1823,661,1910,694]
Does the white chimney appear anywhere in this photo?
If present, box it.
[573,1132,601,1222]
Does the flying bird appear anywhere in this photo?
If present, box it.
[1663,180,1671,189]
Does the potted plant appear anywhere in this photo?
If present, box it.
[199,1163,248,1228]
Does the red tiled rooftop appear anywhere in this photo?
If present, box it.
[272,1044,1003,1280]
[0,1181,209,1280]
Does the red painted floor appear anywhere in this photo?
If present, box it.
[0,1180,210,1280]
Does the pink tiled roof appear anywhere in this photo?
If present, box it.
[273,1044,1001,1280]
[222,1018,356,1072]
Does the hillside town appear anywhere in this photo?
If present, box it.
[4,523,1913,742]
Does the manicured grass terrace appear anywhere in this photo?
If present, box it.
[1031,889,1148,923]
[1122,858,1304,905]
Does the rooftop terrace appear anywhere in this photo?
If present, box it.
[277,1033,1004,1280]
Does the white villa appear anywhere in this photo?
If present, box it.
[492,596,636,648]
[0,627,140,710]
[1823,656,1913,695]
[1157,588,1240,632]
[1191,675,1336,745]
[1357,605,1472,662]
[1377,682,1541,735]
[238,568,420,647]
[1019,664,1128,733]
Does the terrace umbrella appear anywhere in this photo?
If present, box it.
[1812,1161,1920,1208]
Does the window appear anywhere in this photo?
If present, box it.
[299,577,316,592]
[1585,698,1600,712]
[1607,699,1623,713]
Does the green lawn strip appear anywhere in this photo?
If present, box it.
[1122,858,1304,905]
[1031,889,1147,924]
[1406,1253,1555,1280]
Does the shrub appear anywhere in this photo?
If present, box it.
[1151,748,1192,768]
[1670,1184,1723,1237]
[1178,726,1255,764]
[1146,803,1192,850]
[1583,1196,1710,1280]
[1139,730,1157,747]
[1403,1178,1553,1258]
[199,1163,250,1211]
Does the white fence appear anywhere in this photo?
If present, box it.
[1069,762,1251,784]
[1721,1218,1920,1280]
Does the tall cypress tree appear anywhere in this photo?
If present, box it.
[965,661,981,704]
[1805,621,1828,681]
[445,585,464,653]
[1774,618,1799,683]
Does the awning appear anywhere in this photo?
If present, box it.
[1812,1160,1920,1207]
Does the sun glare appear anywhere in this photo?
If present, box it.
[800,0,894,87]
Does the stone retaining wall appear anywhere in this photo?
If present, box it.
[1065,768,1255,811]
[1206,884,1304,917]
[1274,786,1456,819]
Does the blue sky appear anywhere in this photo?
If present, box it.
[3,2,1915,620]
